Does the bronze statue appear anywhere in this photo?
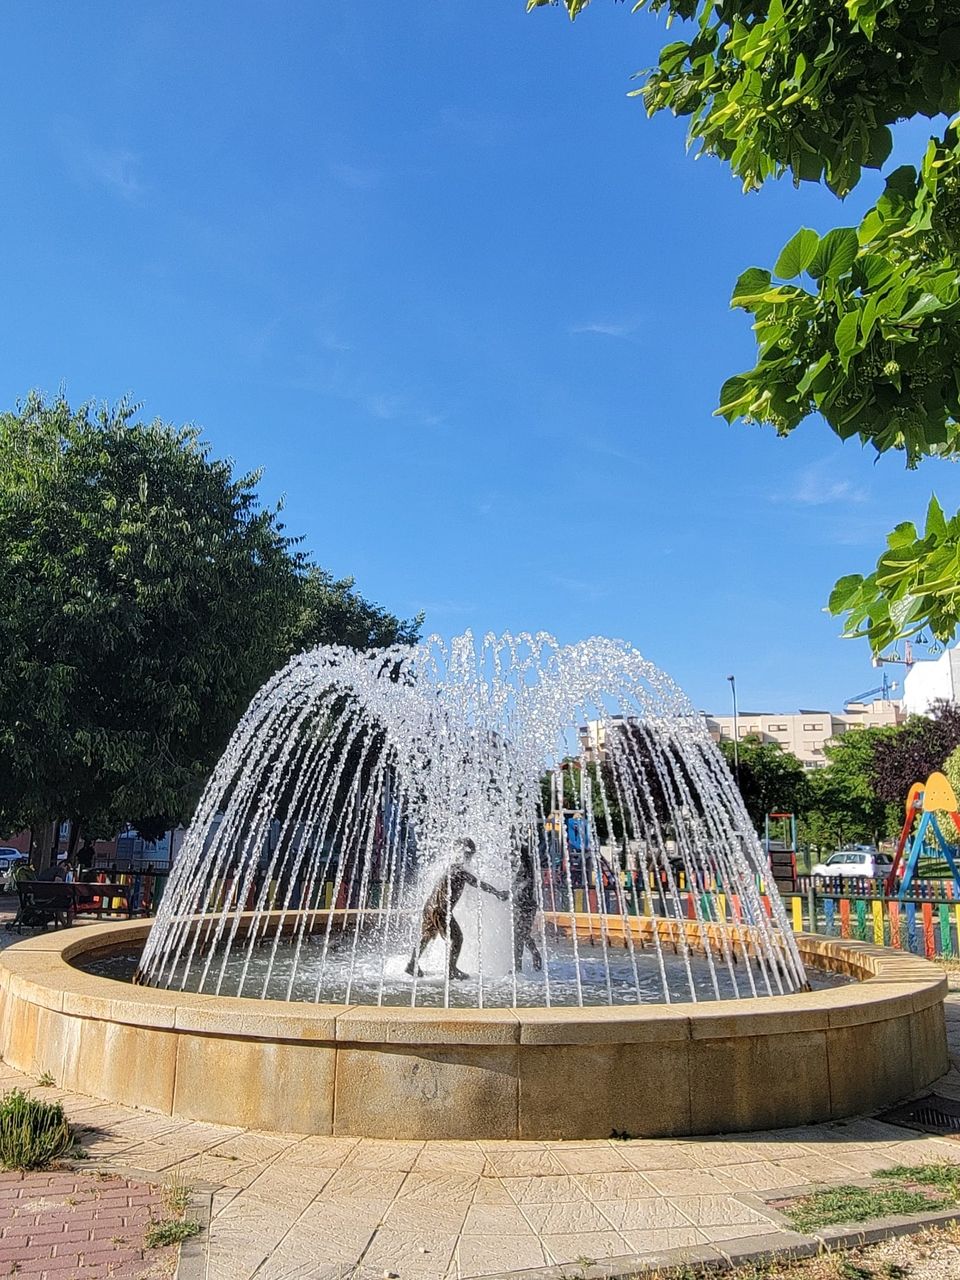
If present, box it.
[513,842,542,973]
[406,837,507,980]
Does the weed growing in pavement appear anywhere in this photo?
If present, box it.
[876,1161,960,1195]
[0,1089,74,1171]
[35,1072,54,1088]
[145,1217,202,1248]
[161,1168,192,1217]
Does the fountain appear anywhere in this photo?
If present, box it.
[0,633,948,1139]
[134,632,808,1007]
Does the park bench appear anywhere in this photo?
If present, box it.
[73,881,141,920]
[8,879,145,933]
[12,881,76,932]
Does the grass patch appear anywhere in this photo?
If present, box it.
[0,1089,74,1171]
[785,1184,950,1234]
[876,1162,960,1194]
[145,1217,202,1248]
[35,1071,55,1088]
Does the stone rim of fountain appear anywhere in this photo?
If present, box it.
[0,916,948,1140]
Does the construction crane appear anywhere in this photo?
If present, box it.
[844,670,898,709]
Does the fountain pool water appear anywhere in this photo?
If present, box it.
[136,631,807,1006]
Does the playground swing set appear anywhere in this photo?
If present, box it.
[885,771,960,898]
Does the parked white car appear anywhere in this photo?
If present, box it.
[0,847,25,875]
[811,849,895,880]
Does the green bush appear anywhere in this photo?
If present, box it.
[0,1089,74,1170]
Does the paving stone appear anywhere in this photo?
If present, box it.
[594,1197,692,1232]
[619,1226,704,1253]
[671,1194,777,1228]
[541,1229,632,1263]
[457,1232,547,1276]
[501,1174,584,1205]
[521,1201,615,1235]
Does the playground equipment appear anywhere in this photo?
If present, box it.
[765,811,798,893]
[885,772,960,898]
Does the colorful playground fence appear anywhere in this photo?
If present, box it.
[784,882,960,961]
[111,866,960,965]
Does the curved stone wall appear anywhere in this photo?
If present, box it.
[0,917,948,1140]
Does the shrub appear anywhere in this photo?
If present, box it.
[0,1089,74,1170]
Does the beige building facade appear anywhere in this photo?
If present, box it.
[578,700,904,770]
[703,699,904,769]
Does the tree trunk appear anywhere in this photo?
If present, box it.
[34,820,59,871]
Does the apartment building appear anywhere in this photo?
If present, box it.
[703,699,903,768]
[578,699,904,769]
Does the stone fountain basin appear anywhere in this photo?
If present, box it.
[0,913,947,1140]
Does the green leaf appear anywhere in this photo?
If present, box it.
[796,352,831,395]
[925,495,947,539]
[856,254,895,290]
[828,574,864,614]
[809,228,859,281]
[886,522,918,550]
[835,311,861,369]
[900,292,946,324]
[730,267,772,307]
[774,228,819,279]
[717,375,753,420]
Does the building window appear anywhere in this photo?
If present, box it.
[802,723,823,731]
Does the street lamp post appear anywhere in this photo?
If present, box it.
[727,674,740,783]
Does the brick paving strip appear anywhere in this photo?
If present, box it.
[0,1168,178,1279]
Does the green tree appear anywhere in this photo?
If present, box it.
[0,393,418,857]
[718,735,812,832]
[803,726,893,849]
[528,0,960,652]
[869,699,960,803]
[943,739,960,801]
[286,567,422,653]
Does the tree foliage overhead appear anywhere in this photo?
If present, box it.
[528,0,960,653]
[0,393,418,842]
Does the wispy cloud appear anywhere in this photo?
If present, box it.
[777,461,869,507]
[545,573,610,602]
[279,369,446,431]
[60,124,144,201]
[579,434,642,466]
[569,318,642,340]
[316,327,352,354]
[330,162,381,191]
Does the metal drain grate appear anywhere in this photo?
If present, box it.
[878,1093,960,1136]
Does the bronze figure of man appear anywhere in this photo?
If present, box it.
[513,842,543,973]
[406,837,507,980]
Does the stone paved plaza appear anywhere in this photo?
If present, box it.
[1,997,960,1280]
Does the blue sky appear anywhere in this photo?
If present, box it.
[0,3,949,714]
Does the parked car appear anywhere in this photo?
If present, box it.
[0,848,24,874]
[811,849,895,880]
